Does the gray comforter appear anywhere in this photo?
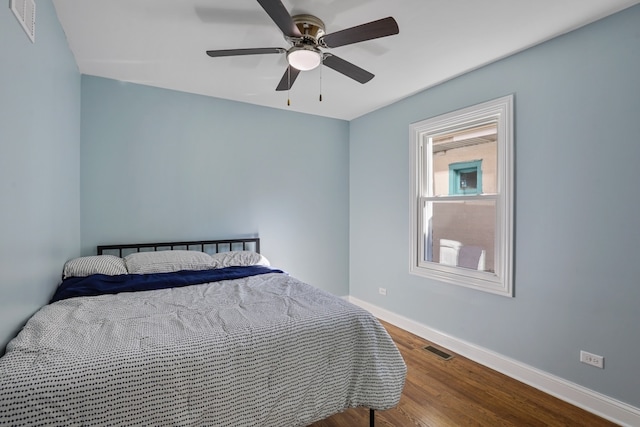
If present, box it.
[0,272,406,426]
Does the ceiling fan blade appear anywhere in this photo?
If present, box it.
[206,47,285,57]
[276,66,301,91]
[320,17,399,48]
[322,54,374,84]
[256,0,302,38]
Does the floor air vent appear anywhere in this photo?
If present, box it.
[424,345,453,360]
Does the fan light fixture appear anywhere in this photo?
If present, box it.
[205,2,400,92]
[287,46,322,71]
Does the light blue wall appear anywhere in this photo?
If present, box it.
[80,76,350,296]
[350,5,640,406]
[0,1,81,352]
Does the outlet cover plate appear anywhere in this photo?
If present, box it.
[580,350,604,369]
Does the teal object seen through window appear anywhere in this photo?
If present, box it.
[449,160,482,195]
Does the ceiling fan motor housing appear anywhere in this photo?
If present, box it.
[291,14,325,43]
[285,15,326,71]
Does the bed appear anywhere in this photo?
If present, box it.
[0,238,406,426]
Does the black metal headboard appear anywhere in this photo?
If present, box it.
[97,238,260,257]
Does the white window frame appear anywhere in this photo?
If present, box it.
[409,95,514,296]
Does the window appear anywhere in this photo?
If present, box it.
[449,160,482,195]
[409,95,514,296]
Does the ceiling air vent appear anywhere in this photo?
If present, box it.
[10,0,36,43]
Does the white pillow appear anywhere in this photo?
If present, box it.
[124,250,213,274]
[210,251,270,268]
[63,255,128,279]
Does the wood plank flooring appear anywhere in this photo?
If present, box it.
[310,320,618,427]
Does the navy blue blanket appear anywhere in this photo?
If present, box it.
[51,266,284,303]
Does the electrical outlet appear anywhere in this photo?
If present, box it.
[580,351,604,369]
[378,287,387,296]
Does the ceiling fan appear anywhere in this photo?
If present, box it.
[205,0,399,92]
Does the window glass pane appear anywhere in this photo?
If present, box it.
[459,170,477,191]
[431,123,498,197]
[423,199,496,273]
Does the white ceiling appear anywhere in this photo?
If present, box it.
[52,0,638,120]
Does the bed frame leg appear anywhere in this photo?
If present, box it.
[370,408,375,427]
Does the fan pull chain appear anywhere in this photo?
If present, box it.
[319,57,323,102]
[287,66,291,106]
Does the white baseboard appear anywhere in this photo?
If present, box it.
[347,296,640,427]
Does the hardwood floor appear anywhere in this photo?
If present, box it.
[310,320,618,427]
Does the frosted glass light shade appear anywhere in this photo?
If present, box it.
[287,47,321,71]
